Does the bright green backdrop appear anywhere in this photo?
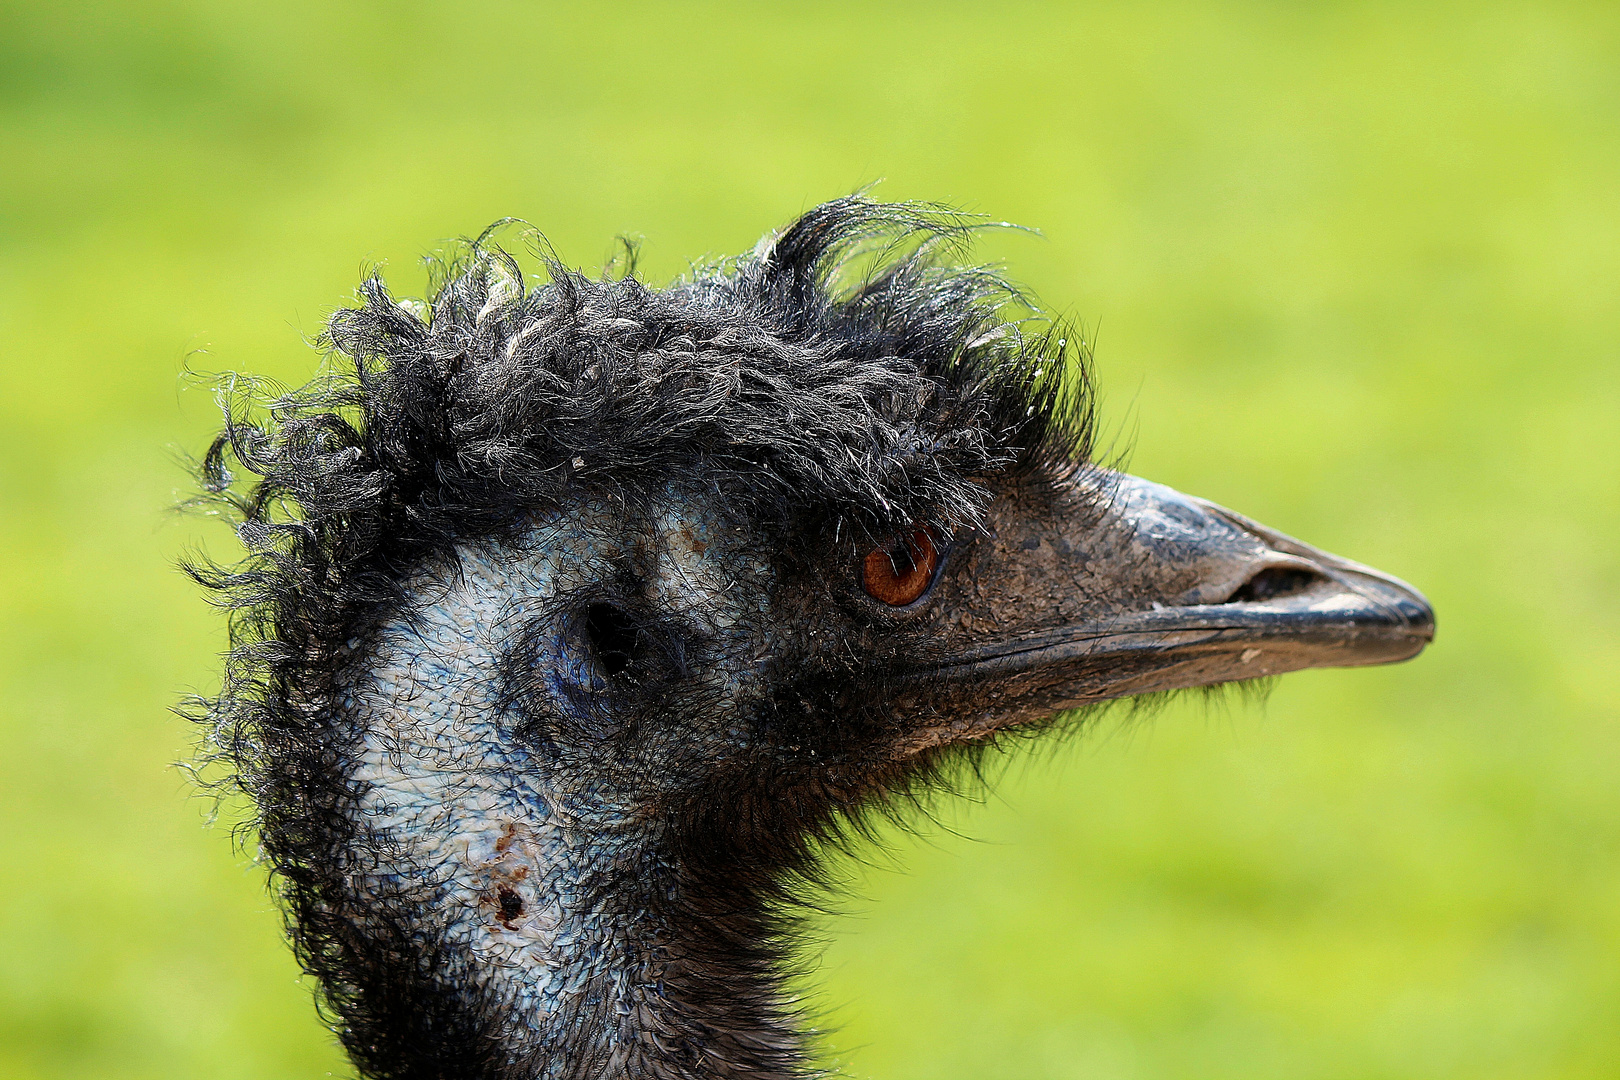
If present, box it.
[2,2,1616,1078]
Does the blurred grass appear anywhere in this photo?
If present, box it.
[0,1,1615,1077]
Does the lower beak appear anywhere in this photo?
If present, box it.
[901,471,1435,735]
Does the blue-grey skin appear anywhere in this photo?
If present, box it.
[336,490,791,1073]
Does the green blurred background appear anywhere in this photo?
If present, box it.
[2,2,1616,1077]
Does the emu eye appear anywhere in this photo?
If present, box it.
[862,529,941,607]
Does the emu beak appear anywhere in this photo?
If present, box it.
[899,471,1435,745]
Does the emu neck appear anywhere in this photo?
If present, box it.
[341,783,804,1076]
[344,801,800,1076]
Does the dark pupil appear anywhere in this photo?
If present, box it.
[887,544,918,577]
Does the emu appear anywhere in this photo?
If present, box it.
[192,198,1433,1079]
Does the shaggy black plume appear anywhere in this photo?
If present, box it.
[187,197,1095,1079]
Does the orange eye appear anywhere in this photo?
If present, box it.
[862,529,941,607]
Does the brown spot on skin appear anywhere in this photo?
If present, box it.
[474,823,536,928]
[496,886,524,926]
[677,521,708,555]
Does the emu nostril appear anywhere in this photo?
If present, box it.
[1226,566,1326,604]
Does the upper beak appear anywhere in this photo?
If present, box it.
[898,470,1435,741]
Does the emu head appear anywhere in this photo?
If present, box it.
[195,199,1432,1079]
